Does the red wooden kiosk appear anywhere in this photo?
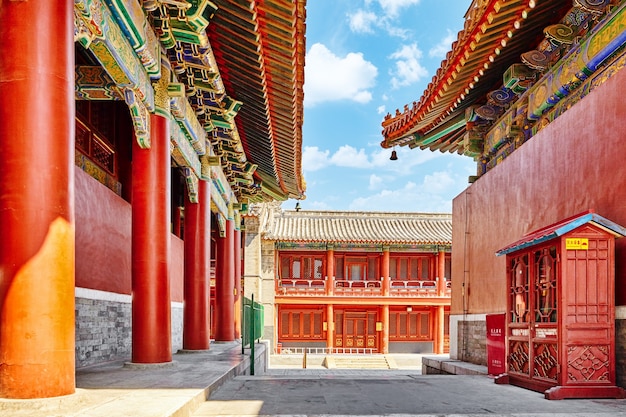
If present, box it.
[495,211,626,400]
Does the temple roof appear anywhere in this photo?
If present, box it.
[263,210,452,245]
[208,0,306,201]
[496,210,626,256]
[380,0,571,153]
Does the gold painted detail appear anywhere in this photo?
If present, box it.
[74,0,155,112]
[181,167,199,204]
[153,61,171,117]
[103,0,161,78]
[170,122,202,176]
[123,88,151,148]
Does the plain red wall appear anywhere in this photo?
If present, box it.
[451,64,626,315]
[75,167,184,302]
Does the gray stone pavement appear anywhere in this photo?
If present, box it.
[196,370,626,417]
[2,346,626,417]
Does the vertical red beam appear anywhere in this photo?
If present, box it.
[382,305,390,354]
[326,246,334,295]
[436,250,447,354]
[382,247,390,296]
[215,219,235,341]
[437,250,447,296]
[0,0,75,399]
[233,227,242,339]
[183,180,211,350]
[131,114,172,363]
[381,248,390,353]
[326,304,334,350]
[436,306,445,354]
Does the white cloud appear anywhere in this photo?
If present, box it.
[304,43,378,107]
[348,169,463,213]
[377,0,420,18]
[348,9,378,34]
[389,43,428,89]
[330,145,371,168]
[302,146,330,172]
[377,105,386,115]
[429,29,456,58]
[369,174,384,190]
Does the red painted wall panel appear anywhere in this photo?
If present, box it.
[75,167,185,302]
[75,167,131,294]
[170,235,184,303]
[452,66,626,315]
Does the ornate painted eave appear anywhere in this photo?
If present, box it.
[74,0,306,215]
[207,0,306,202]
[380,0,572,151]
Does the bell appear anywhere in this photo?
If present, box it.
[390,150,398,161]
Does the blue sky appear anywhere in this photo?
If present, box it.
[287,0,477,213]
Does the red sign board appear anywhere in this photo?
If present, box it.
[486,313,506,375]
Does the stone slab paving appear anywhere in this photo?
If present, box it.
[195,371,626,417]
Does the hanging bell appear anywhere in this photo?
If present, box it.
[390,149,398,161]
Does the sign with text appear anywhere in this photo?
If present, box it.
[566,237,589,250]
[486,313,506,376]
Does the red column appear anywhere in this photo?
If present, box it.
[183,180,211,350]
[326,304,334,350]
[382,305,390,354]
[233,227,242,339]
[382,247,390,296]
[0,0,75,399]
[381,247,390,353]
[131,114,172,363]
[215,219,235,341]
[436,250,447,354]
[326,246,334,295]
[436,306,445,354]
[437,250,447,296]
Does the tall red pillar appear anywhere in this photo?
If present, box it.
[215,219,235,341]
[435,250,447,354]
[0,0,75,398]
[131,114,172,363]
[233,227,242,339]
[326,246,334,295]
[183,180,211,350]
[381,247,390,353]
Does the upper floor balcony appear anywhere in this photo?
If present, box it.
[276,277,451,297]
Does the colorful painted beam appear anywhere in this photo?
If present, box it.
[527,2,626,120]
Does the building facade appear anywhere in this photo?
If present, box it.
[244,205,452,354]
[381,0,626,386]
[0,0,305,399]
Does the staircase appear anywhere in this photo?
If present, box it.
[324,355,397,369]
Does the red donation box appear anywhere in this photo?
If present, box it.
[486,313,506,376]
[495,211,626,399]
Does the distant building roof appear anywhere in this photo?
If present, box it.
[262,210,452,245]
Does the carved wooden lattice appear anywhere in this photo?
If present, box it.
[567,345,610,382]
[533,343,558,381]
[508,340,530,375]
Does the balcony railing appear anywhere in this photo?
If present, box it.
[276,277,451,297]
[277,279,326,295]
[390,280,438,296]
[334,279,382,296]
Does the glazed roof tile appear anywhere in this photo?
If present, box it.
[263,210,452,245]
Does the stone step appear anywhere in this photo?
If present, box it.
[325,355,393,369]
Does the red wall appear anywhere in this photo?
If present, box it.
[451,65,626,315]
[75,168,131,294]
[75,167,184,302]
[170,235,184,302]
